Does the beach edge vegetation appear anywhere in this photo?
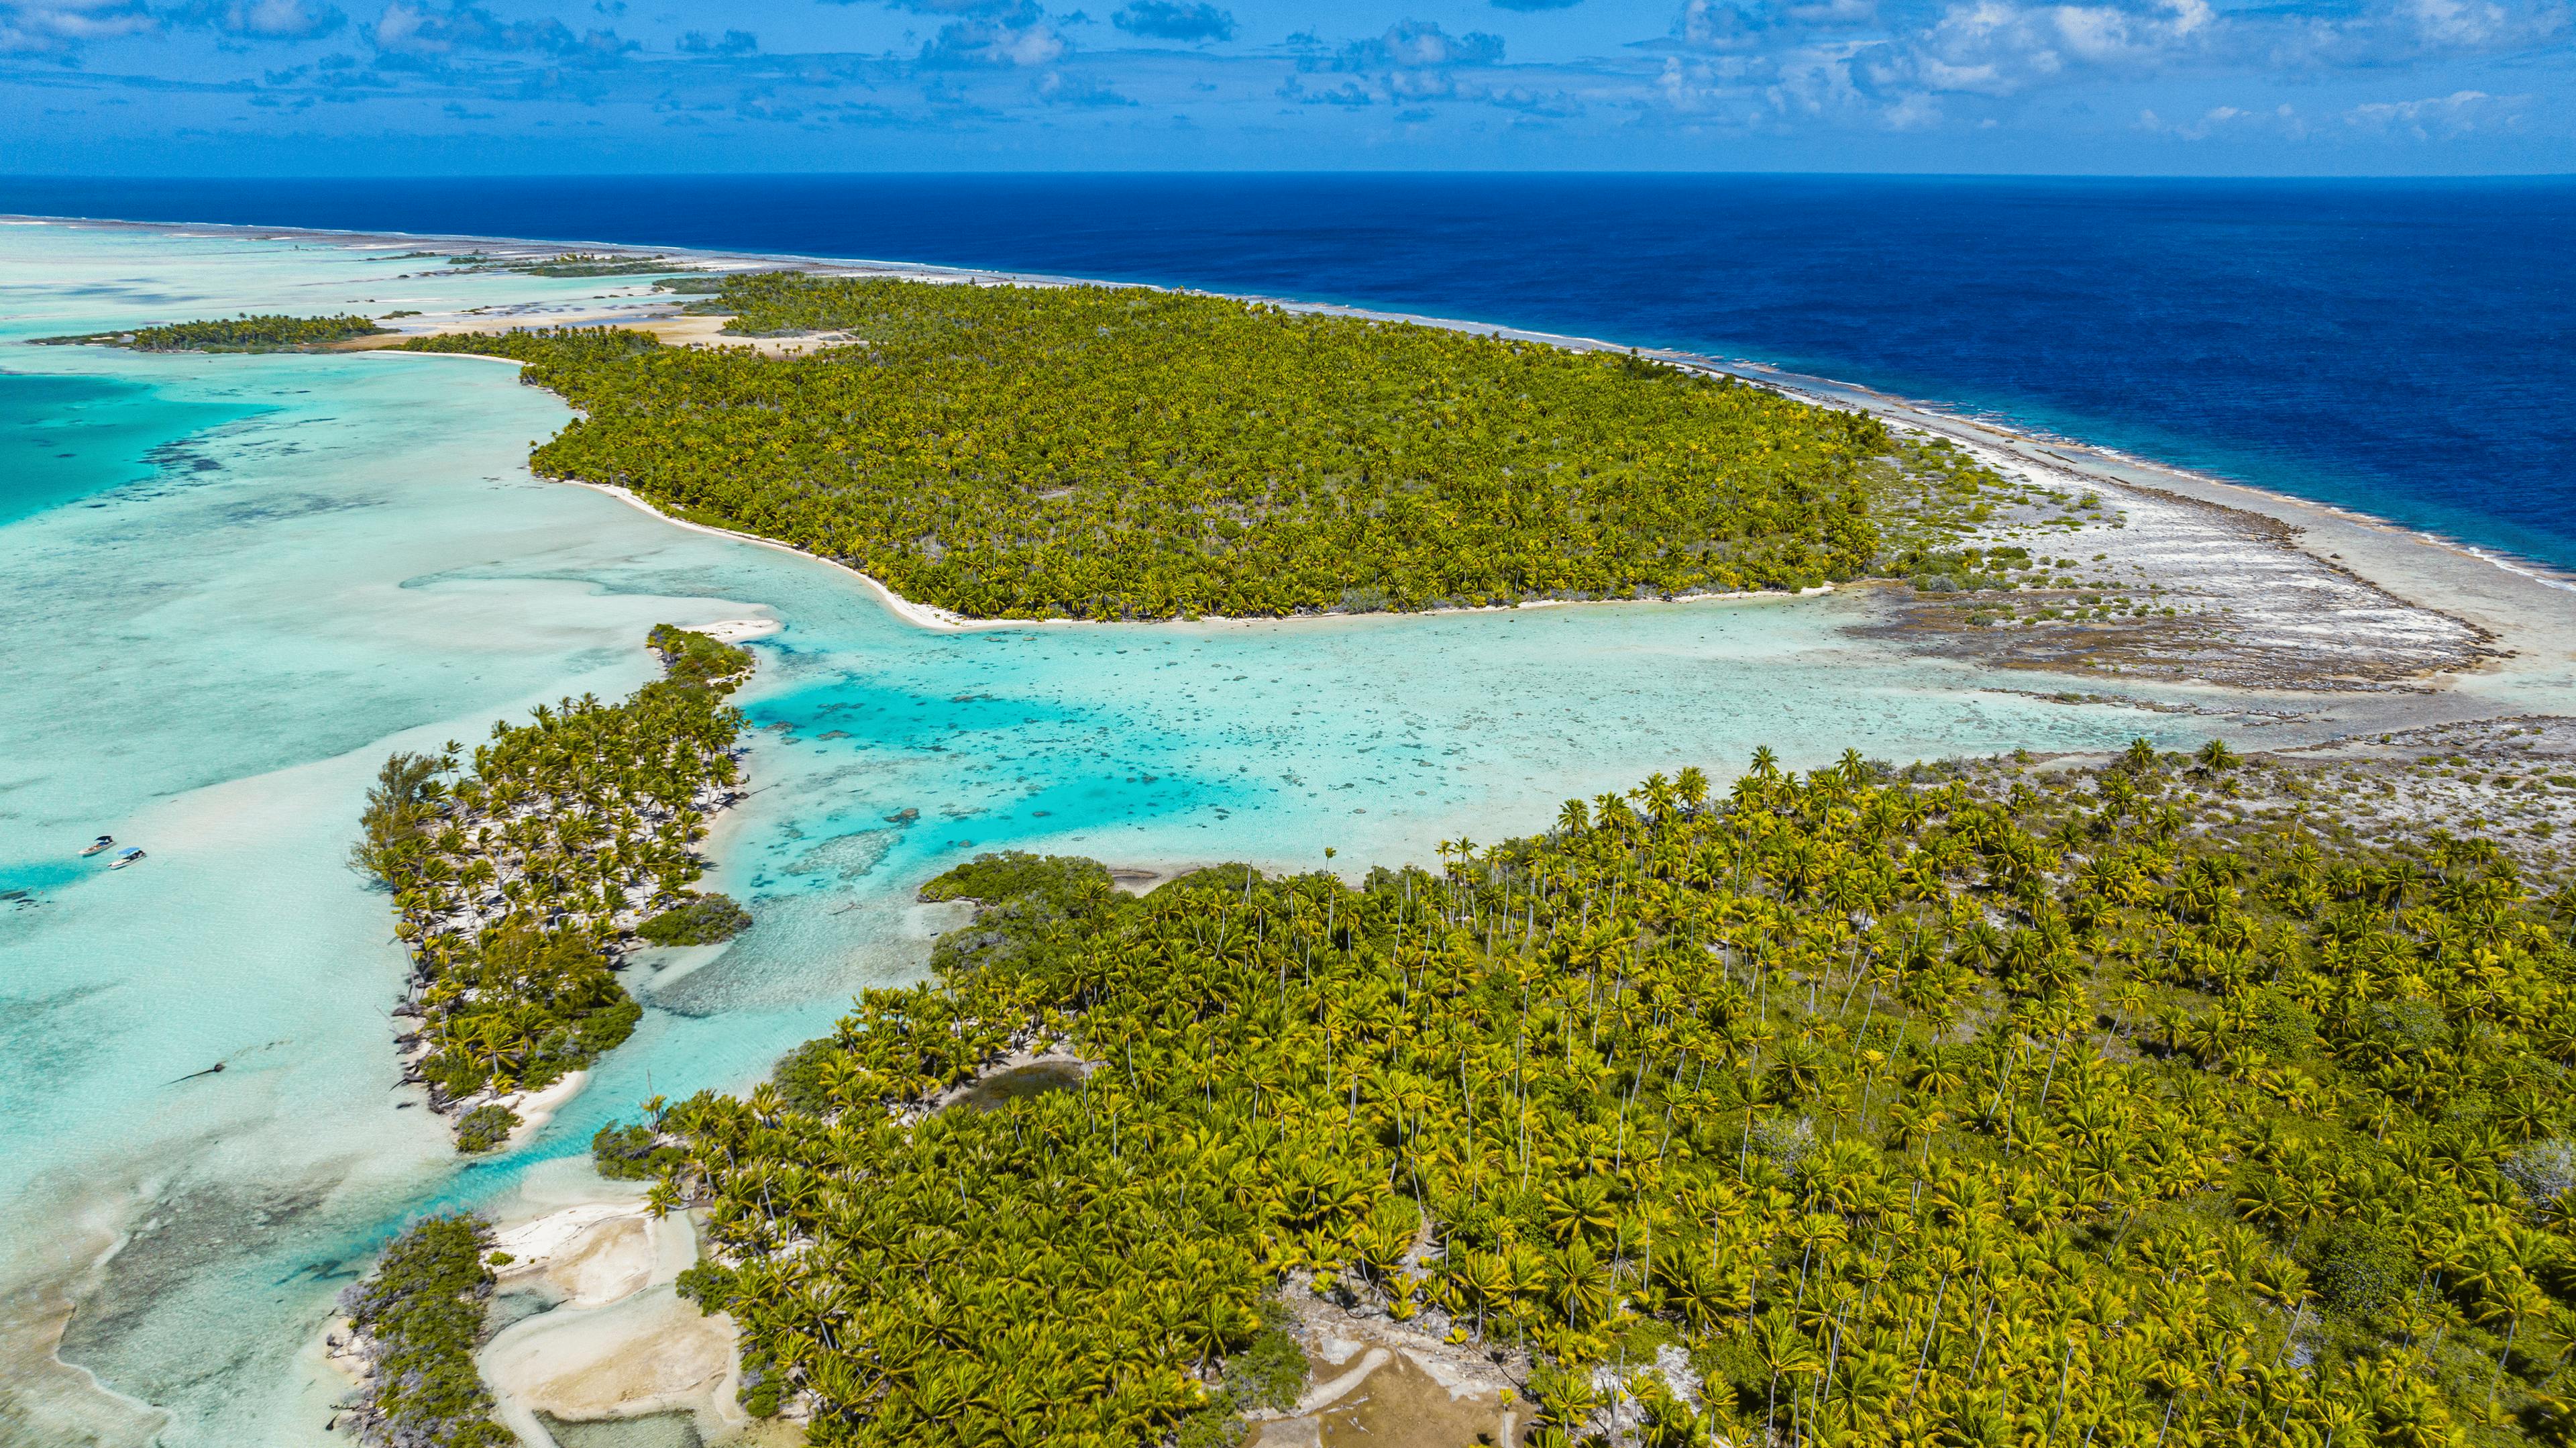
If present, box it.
[335,1212,512,1448]
[36,313,392,352]
[402,274,2005,623]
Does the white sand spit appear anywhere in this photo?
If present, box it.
[482,1284,743,1447]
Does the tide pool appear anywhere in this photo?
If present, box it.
[0,222,2387,1448]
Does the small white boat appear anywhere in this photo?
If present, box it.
[80,835,115,856]
[108,848,144,870]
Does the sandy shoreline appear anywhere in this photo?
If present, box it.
[567,464,1836,637]
[472,1176,745,1448]
[564,480,1002,633]
[313,1162,746,1448]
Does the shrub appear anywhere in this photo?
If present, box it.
[1222,1300,1310,1412]
[2504,1140,2576,1206]
[770,1039,844,1117]
[1175,1406,1247,1448]
[570,996,644,1058]
[676,1260,739,1312]
[1744,1115,1816,1172]
[338,1214,513,1448]
[919,851,1113,906]
[922,854,1118,977]
[592,1120,681,1181]
[637,894,751,946]
[647,624,755,692]
[2308,1222,2410,1315]
[454,1104,520,1153]
[2247,988,2320,1062]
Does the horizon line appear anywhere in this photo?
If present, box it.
[5,168,2575,183]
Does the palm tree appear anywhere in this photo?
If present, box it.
[1676,766,1709,813]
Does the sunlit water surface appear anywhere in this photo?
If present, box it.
[0,222,2330,1446]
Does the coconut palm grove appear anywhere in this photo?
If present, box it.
[400,272,1942,621]
[358,737,2576,1447]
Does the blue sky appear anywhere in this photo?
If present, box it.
[1,0,2567,170]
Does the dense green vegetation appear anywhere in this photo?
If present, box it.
[400,274,2006,620]
[594,1119,688,1180]
[453,1103,520,1153]
[647,621,755,688]
[635,743,2576,1448]
[637,892,753,945]
[337,1213,512,1448]
[445,250,691,278]
[123,313,386,351]
[406,325,661,365]
[355,627,753,1135]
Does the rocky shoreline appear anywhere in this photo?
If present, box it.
[1854,425,2500,692]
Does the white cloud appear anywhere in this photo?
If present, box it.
[173,0,347,39]
[2343,87,2522,136]
[1644,0,2239,130]
[1877,0,2214,97]
[1330,18,1506,68]
[918,5,1066,66]
[1036,67,1133,102]
[1287,19,1515,105]
[1670,0,1877,51]
[0,0,155,52]
[1647,0,2566,133]
[2135,99,2303,138]
[231,0,339,35]
[2263,0,2565,66]
[2404,0,2518,46]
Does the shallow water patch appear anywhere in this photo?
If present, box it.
[537,1410,705,1448]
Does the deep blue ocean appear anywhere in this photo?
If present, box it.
[7,174,2571,570]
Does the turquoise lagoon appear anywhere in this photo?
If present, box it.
[0,222,2398,1447]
